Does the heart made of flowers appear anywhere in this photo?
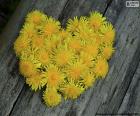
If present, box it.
[14,10,115,107]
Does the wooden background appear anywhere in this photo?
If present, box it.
[0,0,20,32]
[0,0,140,116]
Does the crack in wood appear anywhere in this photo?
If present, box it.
[103,0,113,16]
[8,84,26,116]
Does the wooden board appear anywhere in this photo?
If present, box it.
[0,0,140,116]
[0,0,20,32]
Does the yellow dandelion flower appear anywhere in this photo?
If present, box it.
[43,17,60,36]
[59,29,70,40]
[20,23,36,38]
[43,88,61,107]
[20,48,36,61]
[83,44,99,57]
[45,65,64,88]
[14,36,29,56]
[67,61,86,81]
[102,45,115,60]
[82,73,96,89]
[100,23,115,43]
[54,46,74,66]
[90,32,102,45]
[26,10,46,25]
[77,16,89,30]
[45,35,60,51]
[26,72,47,91]
[31,36,45,48]
[75,25,92,40]
[89,11,106,30]
[74,17,92,40]
[68,38,82,52]
[79,16,88,26]
[80,52,93,67]
[60,81,84,99]
[55,51,71,66]
[67,16,79,33]
[37,50,50,65]
[19,60,37,78]
[94,58,109,77]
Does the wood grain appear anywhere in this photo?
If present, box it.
[0,0,36,116]
[118,61,140,114]
[0,0,140,116]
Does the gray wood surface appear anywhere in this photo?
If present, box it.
[0,0,140,116]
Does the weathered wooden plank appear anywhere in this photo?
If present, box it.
[118,61,140,114]
[0,0,36,116]
[82,1,140,115]
[7,0,111,116]
[33,0,68,19]
[104,0,125,25]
